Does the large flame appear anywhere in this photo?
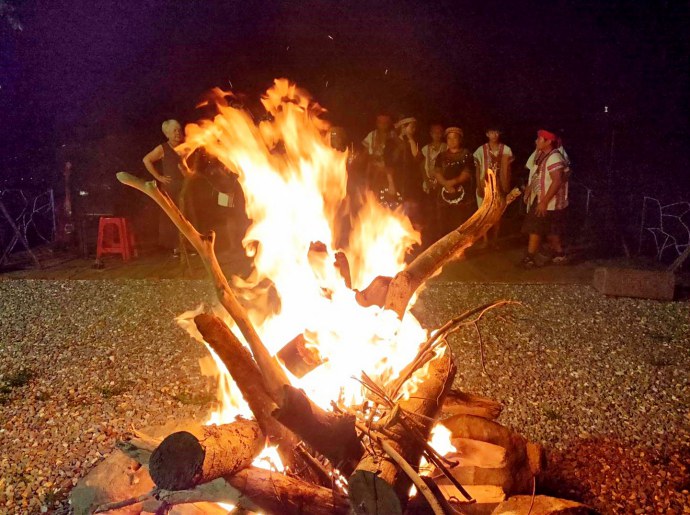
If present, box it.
[178,81,457,481]
[179,79,429,422]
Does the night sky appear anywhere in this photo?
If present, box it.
[1,0,688,195]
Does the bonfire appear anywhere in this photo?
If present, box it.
[88,79,581,515]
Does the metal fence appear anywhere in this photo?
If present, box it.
[0,188,55,266]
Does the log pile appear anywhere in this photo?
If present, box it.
[85,167,590,514]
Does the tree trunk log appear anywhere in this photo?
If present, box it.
[117,172,291,404]
[194,313,304,474]
[156,467,350,515]
[148,419,263,491]
[273,385,363,475]
[441,389,503,420]
[441,414,546,495]
[385,172,521,317]
[348,348,456,514]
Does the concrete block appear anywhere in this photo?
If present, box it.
[593,267,675,301]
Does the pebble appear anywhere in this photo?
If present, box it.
[1,280,688,514]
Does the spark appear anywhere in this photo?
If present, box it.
[328,35,334,40]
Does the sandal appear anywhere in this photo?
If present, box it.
[519,254,538,269]
[551,253,569,265]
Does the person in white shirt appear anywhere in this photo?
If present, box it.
[361,113,395,194]
[421,124,447,194]
[473,125,514,248]
[520,129,570,268]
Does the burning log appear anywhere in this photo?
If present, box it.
[385,171,521,317]
[348,348,456,514]
[155,467,350,515]
[193,313,305,473]
[277,333,325,378]
[334,250,352,289]
[441,389,503,420]
[273,385,364,475]
[117,172,291,404]
[440,414,546,496]
[148,419,263,491]
[354,275,392,308]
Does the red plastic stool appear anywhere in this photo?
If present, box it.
[96,217,138,261]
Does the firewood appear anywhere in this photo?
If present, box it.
[193,313,304,473]
[385,171,521,317]
[117,172,291,404]
[348,348,456,514]
[354,275,392,308]
[154,467,350,515]
[148,419,263,491]
[277,333,325,378]
[273,385,363,475]
[447,438,507,468]
[334,250,352,288]
[441,415,546,495]
[441,390,503,420]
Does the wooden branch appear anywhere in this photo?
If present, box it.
[155,468,349,515]
[94,489,156,513]
[349,347,456,514]
[273,385,363,476]
[117,172,290,404]
[194,313,303,473]
[148,419,263,490]
[387,300,516,399]
[385,170,521,317]
[441,390,503,420]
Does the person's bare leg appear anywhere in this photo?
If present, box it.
[527,234,541,255]
[546,234,563,254]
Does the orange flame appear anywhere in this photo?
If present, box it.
[178,79,427,416]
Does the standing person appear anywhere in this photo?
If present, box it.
[384,116,424,222]
[473,126,514,248]
[433,126,476,239]
[361,113,395,195]
[421,123,447,193]
[142,119,189,254]
[421,124,447,245]
[520,129,569,268]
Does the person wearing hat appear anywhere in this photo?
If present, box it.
[432,126,476,239]
[383,116,424,221]
[473,125,514,248]
[520,129,569,268]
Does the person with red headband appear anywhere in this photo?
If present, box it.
[520,129,570,268]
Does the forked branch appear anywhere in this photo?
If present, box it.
[116,172,290,403]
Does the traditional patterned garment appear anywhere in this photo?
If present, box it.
[362,130,394,165]
[421,142,447,182]
[525,148,569,211]
[473,143,513,206]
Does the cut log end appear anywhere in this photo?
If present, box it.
[149,431,205,491]
[149,420,263,491]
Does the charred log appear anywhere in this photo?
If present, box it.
[148,419,262,491]
[155,467,349,515]
[273,385,363,475]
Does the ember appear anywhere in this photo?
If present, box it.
[90,79,587,515]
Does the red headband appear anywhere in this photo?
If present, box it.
[537,130,559,142]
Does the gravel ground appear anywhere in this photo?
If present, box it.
[0,279,688,514]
